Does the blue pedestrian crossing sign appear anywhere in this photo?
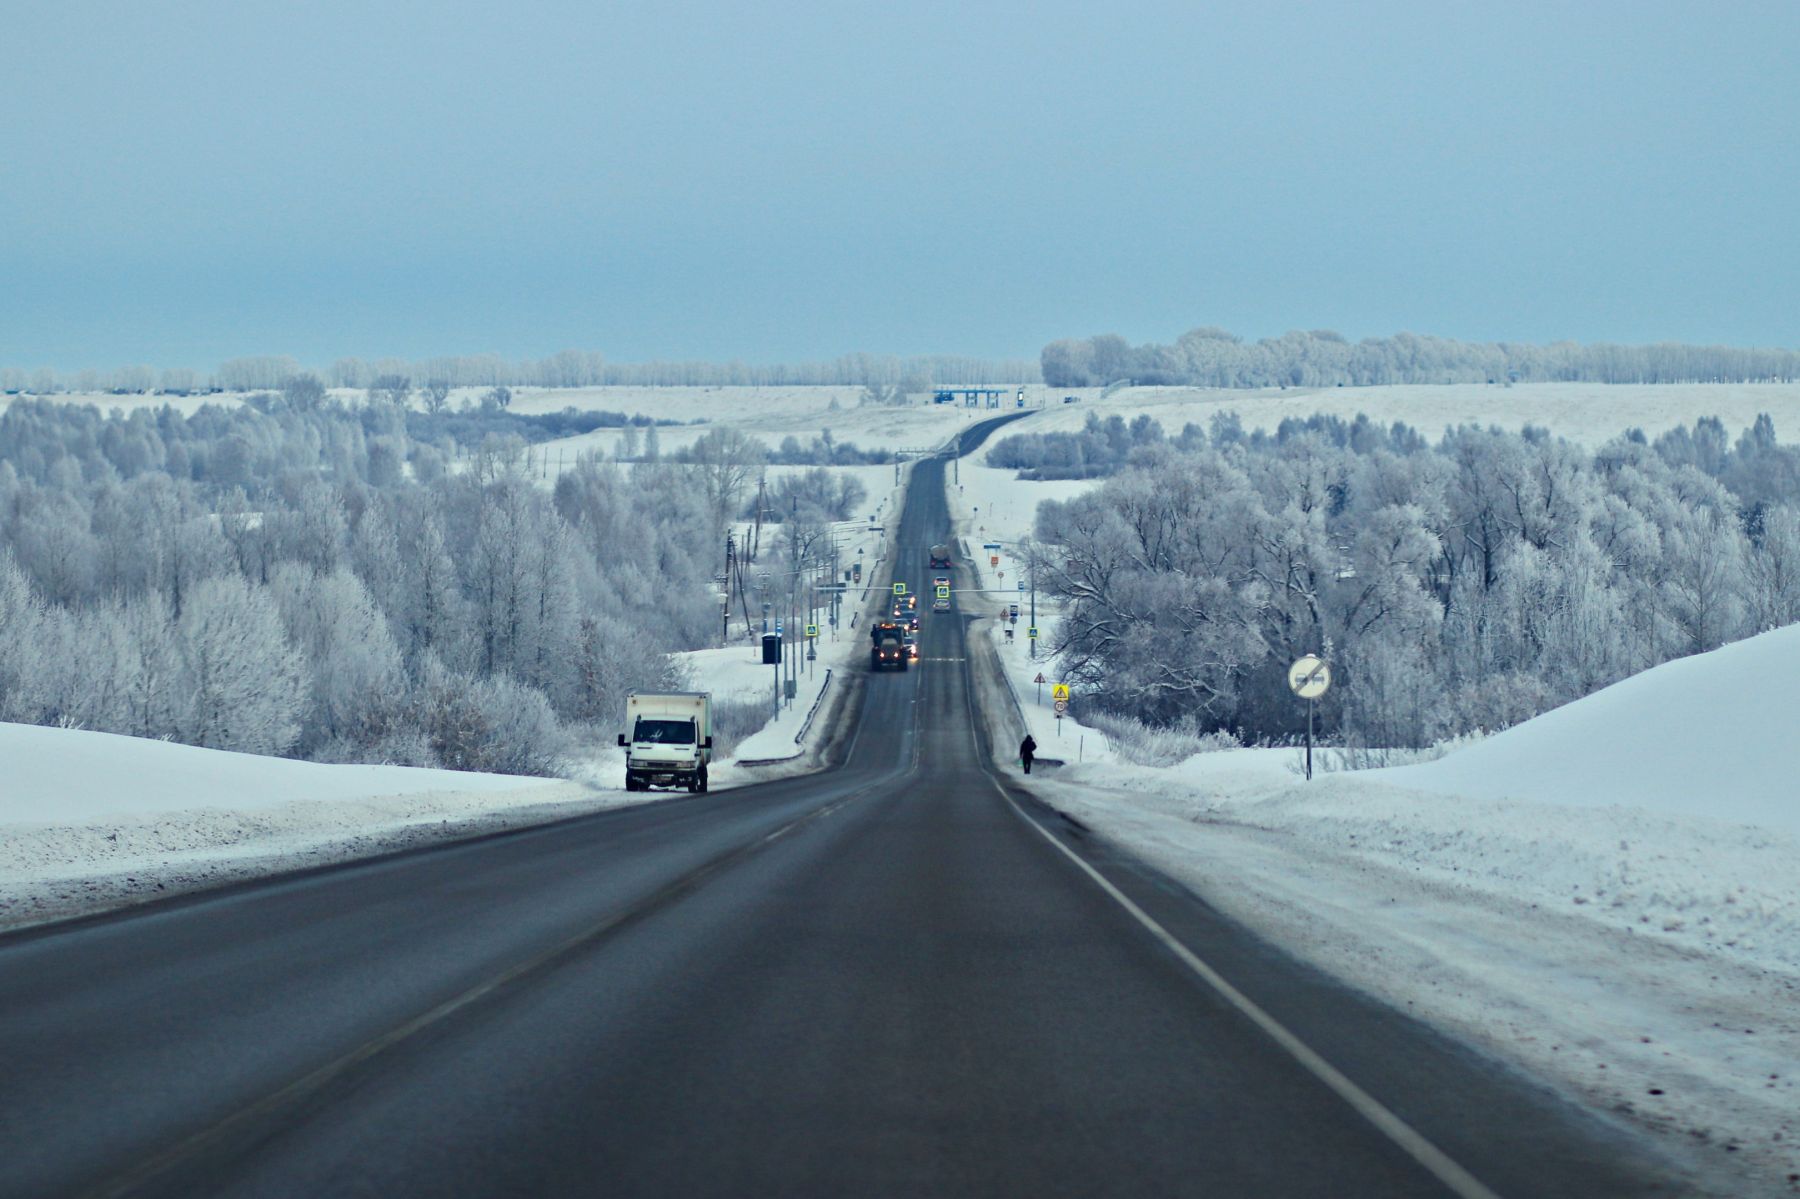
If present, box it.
[804,623,819,638]
[1027,626,1039,639]
[936,585,950,599]
[892,583,906,595]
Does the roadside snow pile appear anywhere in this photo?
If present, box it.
[0,722,543,825]
[1383,623,1800,835]
[0,722,620,931]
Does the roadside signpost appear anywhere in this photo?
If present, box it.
[1026,626,1038,641]
[1052,683,1070,732]
[1287,654,1332,780]
[937,585,950,599]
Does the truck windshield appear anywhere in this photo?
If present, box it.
[634,718,695,744]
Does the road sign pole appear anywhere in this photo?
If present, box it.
[1286,654,1331,781]
[1306,697,1314,781]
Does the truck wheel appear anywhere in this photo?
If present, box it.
[698,768,709,793]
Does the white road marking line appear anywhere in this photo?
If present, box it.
[992,778,1504,1199]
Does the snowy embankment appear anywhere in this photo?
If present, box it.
[0,722,618,932]
[978,627,1800,1192]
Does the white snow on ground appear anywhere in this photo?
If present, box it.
[517,385,997,461]
[0,721,620,932]
[19,380,1798,454]
[1380,628,1800,834]
[0,722,539,825]
[1010,381,1800,448]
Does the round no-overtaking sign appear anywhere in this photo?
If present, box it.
[1287,655,1331,699]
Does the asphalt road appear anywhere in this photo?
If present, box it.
[0,415,1697,1197]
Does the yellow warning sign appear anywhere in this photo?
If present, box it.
[1052,683,1070,701]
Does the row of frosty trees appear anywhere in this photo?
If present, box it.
[1016,411,1800,750]
[0,393,836,773]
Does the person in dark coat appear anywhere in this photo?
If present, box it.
[1020,734,1038,774]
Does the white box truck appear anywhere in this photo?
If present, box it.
[618,691,713,793]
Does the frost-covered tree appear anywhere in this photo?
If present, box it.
[178,575,307,755]
[268,564,406,756]
[1742,505,1800,632]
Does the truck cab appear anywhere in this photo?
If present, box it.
[870,622,909,671]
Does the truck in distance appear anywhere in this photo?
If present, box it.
[870,622,909,670]
[929,544,953,570]
[617,691,712,793]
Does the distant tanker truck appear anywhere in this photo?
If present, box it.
[928,543,953,570]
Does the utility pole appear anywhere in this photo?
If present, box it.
[723,532,734,643]
[752,477,765,562]
[1029,552,1037,661]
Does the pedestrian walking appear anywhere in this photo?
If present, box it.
[1020,733,1037,774]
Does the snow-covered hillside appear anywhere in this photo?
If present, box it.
[0,722,542,825]
[0,721,611,931]
[1384,624,1800,834]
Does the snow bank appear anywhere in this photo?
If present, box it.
[0,721,641,932]
[0,722,540,825]
[1381,624,1800,836]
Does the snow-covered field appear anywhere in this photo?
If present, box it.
[1012,381,1800,448]
[19,380,1797,453]
[523,385,995,460]
[3,384,1001,460]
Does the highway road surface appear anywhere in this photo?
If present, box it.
[0,416,1698,1197]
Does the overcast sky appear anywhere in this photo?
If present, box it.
[5,0,1798,371]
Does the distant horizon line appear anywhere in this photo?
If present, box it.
[6,325,1800,391]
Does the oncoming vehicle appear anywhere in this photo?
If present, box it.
[903,634,919,662]
[618,691,712,793]
[932,597,949,611]
[871,622,909,670]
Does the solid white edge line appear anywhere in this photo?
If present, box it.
[991,778,1505,1199]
